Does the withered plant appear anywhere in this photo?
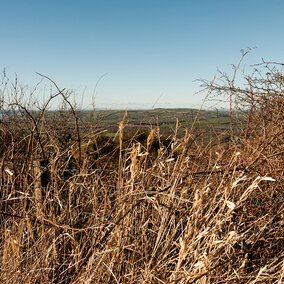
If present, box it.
[0,54,283,283]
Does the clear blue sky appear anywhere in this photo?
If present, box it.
[1,0,284,109]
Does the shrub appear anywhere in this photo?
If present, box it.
[0,56,283,283]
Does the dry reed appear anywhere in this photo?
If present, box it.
[0,55,283,283]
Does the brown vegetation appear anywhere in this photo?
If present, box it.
[0,55,283,283]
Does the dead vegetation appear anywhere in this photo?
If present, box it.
[0,55,283,283]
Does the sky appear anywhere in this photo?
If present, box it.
[1,0,284,110]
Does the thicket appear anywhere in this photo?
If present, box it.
[0,54,283,283]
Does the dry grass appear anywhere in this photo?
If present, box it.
[0,57,283,283]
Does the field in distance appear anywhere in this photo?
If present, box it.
[76,108,232,135]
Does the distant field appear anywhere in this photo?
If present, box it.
[73,108,233,136]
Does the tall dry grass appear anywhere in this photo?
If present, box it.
[0,56,283,283]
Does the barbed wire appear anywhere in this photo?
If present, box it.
[0,174,283,191]
[2,161,284,176]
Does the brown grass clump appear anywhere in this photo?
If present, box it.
[0,55,283,283]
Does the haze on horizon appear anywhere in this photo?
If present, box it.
[1,0,284,110]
